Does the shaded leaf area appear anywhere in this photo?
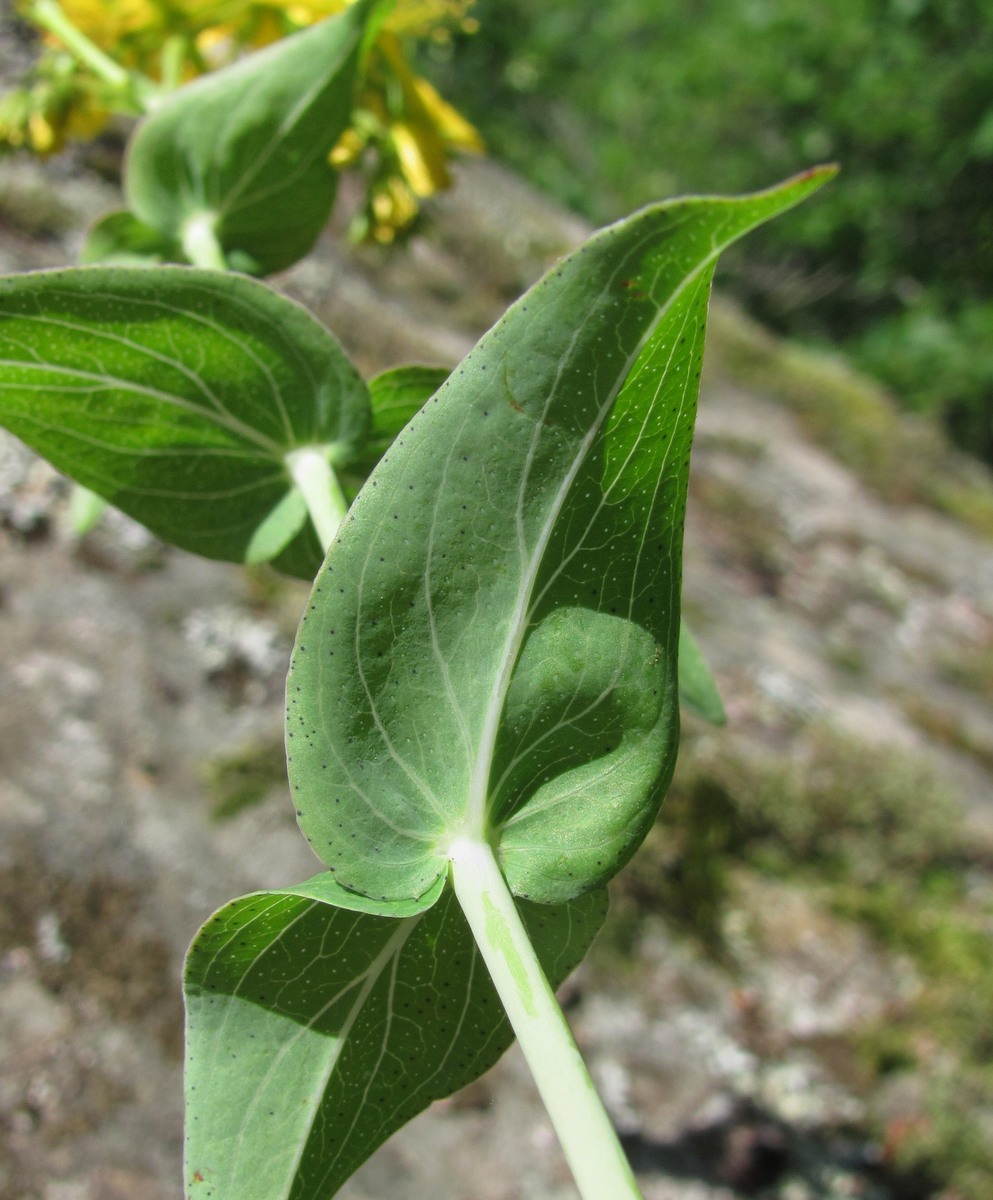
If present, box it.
[125,0,385,275]
[184,877,607,1200]
[0,267,368,574]
[287,170,834,906]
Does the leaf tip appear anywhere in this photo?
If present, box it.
[797,162,840,185]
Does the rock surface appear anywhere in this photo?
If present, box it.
[0,137,991,1200]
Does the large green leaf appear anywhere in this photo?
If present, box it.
[286,170,835,905]
[184,874,606,1199]
[125,0,385,275]
[0,266,367,571]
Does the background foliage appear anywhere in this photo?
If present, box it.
[424,0,993,464]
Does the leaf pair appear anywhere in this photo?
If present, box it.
[0,252,725,712]
[84,0,388,273]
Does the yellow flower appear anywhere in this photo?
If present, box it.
[267,0,477,37]
[5,0,484,241]
[34,0,159,46]
[362,28,483,206]
[329,126,365,168]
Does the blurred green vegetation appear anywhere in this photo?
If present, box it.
[202,737,287,820]
[425,0,993,466]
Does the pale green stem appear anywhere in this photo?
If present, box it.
[449,838,644,1200]
[30,0,129,87]
[158,35,188,94]
[181,214,228,271]
[286,447,349,551]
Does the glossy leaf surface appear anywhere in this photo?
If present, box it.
[125,0,383,275]
[0,267,367,570]
[287,170,835,906]
[184,875,606,1199]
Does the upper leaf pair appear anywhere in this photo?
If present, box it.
[83,0,388,273]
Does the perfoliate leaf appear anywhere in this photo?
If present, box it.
[184,875,607,1199]
[286,169,835,905]
[678,621,727,725]
[0,267,368,572]
[125,0,385,275]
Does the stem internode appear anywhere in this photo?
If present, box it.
[449,838,643,1200]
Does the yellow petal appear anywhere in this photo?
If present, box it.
[375,35,483,158]
[410,74,483,152]
[392,119,450,196]
[285,2,345,25]
[329,126,364,167]
[54,0,158,48]
[27,110,61,154]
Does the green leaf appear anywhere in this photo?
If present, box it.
[286,169,835,905]
[0,266,369,571]
[184,875,606,1200]
[678,621,727,725]
[369,364,452,444]
[343,363,451,494]
[79,210,180,266]
[125,0,384,275]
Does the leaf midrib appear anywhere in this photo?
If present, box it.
[0,358,285,455]
[215,63,340,220]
